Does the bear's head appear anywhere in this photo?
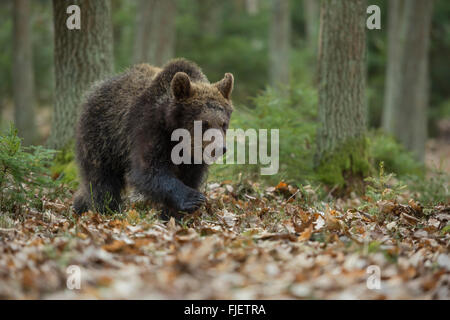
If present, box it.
[167,72,234,164]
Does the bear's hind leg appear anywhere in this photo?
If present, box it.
[75,171,125,214]
[91,174,125,214]
[74,189,90,214]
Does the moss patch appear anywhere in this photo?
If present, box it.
[316,138,370,186]
[50,141,79,188]
[368,131,424,177]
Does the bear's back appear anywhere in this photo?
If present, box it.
[111,63,162,110]
[77,64,162,166]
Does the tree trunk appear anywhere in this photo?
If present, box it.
[133,0,155,64]
[269,0,290,87]
[382,0,433,162]
[303,0,319,51]
[198,0,223,36]
[153,0,176,66]
[382,0,403,134]
[133,0,176,66]
[315,0,368,186]
[245,0,259,15]
[48,0,114,149]
[13,0,37,145]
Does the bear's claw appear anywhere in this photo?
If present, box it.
[179,190,206,213]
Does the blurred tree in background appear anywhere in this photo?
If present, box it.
[0,0,448,120]
[302,0,319,53]
[198,0,223,36]
[13,0,37,145]
[382,0,434,162]
[0,0,448,187]
[269,0,290,87]
[133,0,176,66]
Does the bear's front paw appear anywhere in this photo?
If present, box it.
[178,189,206,213]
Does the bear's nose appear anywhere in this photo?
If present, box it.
[222,147,227,155]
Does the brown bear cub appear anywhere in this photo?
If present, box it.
[74,58,234,219]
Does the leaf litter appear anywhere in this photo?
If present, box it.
[0,180,448,299]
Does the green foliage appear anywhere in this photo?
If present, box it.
[111,0,137,71]
[0,0,449,137]
[362,160,449,208]
[0,1,54,104]
[405,167,450,205]
[430,0,450,111]
[442,224,450,234]
[0,124,57,213]
[0,2,12,100]
[176,0,270,103]
[209,82,318,185]
[50,141,78,188]
[210,84,427,190]
[368,131,424,177]
[31,1,55,104]
[364,162,407,202]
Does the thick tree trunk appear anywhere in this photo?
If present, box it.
[382,0,433,162]
[303,0,319,51]
[269,0,290,87]
[315,0,368,185]
[133,0,176,66]
[48,0,114,149]
[13,0,37,145]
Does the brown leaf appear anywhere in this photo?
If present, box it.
[298,225,313,241]
[102,240,127,253]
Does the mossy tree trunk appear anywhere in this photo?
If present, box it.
[48,0,114,149]
[315,0,368,186]
[382,0,433,162]
[269,0,290,87]
[13,0,37,146]
[133,0,176,66]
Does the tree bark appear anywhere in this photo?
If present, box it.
[315,0,368,185]
[382,0,433,162]
[48,0,114,149]
[13,0,37,145]
[269,0,291,87]
[382,0,403,134]
[133,0,176,66]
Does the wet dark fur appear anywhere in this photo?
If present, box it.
[74,58,233,219]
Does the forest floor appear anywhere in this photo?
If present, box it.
[1,106,449,299]
[0,180,448,299]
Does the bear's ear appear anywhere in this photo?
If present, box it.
[215,73,234,100]
[171,72,192,100]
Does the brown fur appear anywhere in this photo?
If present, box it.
[74,58,234,219]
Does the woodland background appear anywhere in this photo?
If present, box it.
[0,0,449,185]
[0,0,448,299]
